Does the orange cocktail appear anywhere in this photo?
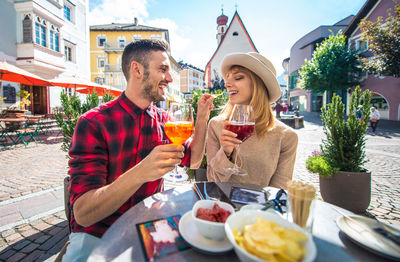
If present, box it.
[164,121,194,145]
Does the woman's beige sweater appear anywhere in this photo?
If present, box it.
[206,116,298,189]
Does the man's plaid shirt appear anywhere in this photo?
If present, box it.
[68,92,190,237]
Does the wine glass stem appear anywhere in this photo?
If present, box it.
[233,145,240,170]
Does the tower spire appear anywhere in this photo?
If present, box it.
[216,6,228,44]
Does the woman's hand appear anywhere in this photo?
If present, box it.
[220,122,242,157]
[196,94,214,123]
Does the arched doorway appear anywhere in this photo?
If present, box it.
[370,93,389,119]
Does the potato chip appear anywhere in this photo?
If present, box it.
[234,216,307,262]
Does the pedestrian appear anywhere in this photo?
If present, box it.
[62,39,214,261]
[206,52,298,189]
[370,106,380,134]
[356,105,362,120]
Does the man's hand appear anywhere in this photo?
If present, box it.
[196,94,214,123]
[136,144,184,181]
[220,122,242,157]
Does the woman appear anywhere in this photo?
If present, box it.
[206,52,298,189]
[370,107,380,134]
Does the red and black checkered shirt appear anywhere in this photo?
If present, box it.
[68,92,191,237]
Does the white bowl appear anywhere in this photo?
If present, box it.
[225,210,317,262]
[192,199,235,240]
[239,204,265,211]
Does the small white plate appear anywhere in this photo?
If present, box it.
[336,215,400,260]
[178,211,233,254]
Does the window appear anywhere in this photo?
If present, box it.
[356,39,368,52]
[118,38,125,48]
[50,26,60,52]
[64,5,71,21]
[95,77,105,84]
[65,87,73,97]
[65,46,72,61]
[35,19,46,47]
[97,35,106,47]
[22,15,32,43]
[133,35,142,42]
[98,56,105,68]
[150,35,161,40]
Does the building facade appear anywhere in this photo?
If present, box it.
[179,63,204,100]
[161,56,182,110]
[344,0,400,120]
[89,21,184,109]
[287,16,354,112]
[205,10,258,88]
[0,0,89,113]
[89,21,169,90]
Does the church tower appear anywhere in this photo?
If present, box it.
[216,8,228,44]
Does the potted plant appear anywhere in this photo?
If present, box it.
[306,86,371,213]
[17,90,31,110]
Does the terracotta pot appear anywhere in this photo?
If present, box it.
[319,171,371,213]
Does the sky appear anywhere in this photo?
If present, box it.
[88,0,366,76]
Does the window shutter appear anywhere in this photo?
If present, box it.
[23,15,32,43]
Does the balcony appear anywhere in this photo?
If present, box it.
[104,64,122,72]
[104,42,125,52]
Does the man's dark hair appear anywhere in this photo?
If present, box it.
[121,39,169,81]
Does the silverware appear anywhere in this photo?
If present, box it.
[332,207,400,253]
[374,219,400,245]
[376,219,400,237]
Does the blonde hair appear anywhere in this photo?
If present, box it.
[220,66,274,137]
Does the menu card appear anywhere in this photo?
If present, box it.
[136,215,189,261]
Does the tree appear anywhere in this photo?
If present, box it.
[359,1,400,77]
[210,69,225,92]
[55,91,100,153]
[298,31,360,100]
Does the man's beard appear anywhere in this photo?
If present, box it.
[141,69,165,103]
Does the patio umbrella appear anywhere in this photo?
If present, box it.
[49,75,100,89]
[0,61,51,86]
[76,85,123,97]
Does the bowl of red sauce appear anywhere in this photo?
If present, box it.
[192,200,235,240]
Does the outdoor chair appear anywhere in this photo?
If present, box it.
[13,120,42,146]
[64,176,72,233]
[54,176,72,262]
[0,121,11,148]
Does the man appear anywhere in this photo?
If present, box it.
[63,39,213,261]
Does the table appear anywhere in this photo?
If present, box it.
[88,183,390,262]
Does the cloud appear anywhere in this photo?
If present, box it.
[88,0,193,66]
[88,0,149,25]
[146,18,191,62]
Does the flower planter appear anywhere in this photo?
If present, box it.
[319,171,371,213]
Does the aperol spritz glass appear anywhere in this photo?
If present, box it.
[164,103,194,182]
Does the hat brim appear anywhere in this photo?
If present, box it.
[221,53,281,103]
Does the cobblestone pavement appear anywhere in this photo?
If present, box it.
[0,115,399,261]
[0,135,68,202]
[292,113,400,226]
